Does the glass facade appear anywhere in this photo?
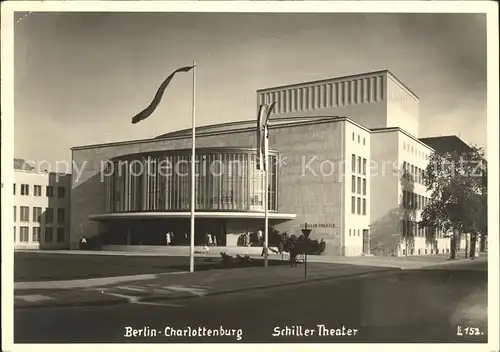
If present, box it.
[104,148,279,213]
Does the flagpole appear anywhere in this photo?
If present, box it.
[264,126,269,267]
[264,153,269,267]
[190,60,196,273]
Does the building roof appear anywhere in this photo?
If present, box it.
[256,69,419,100]
[14,158,36,171]
[419,135,473,154]
[72,115,369,151]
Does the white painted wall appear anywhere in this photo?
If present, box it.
[14,170,71,250]
[343,121,371,256]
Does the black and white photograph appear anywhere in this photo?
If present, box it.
[1,1,498,350]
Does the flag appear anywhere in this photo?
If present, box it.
[131,65,194,124]
[256,102,276,171]
[257,104,266,171]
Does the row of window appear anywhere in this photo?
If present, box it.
[351,132,366,146]
[105,153,278,213]
[401,219,445,238]
[351,196,367,216]
[402,162,426,185]
[14,184,66,198]
[351,154,367,175]
[351,176,367,196]
[403,142,430,161]
[14,206,66,224]
[402,191,430,210]
[349,229,364,237]
[259,76,385,114]
[14,226,65,243]
[402,248,449,256]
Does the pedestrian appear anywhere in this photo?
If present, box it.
[289,236,298,267]
[184,233,188,246]
[213,235,218,247]
[207,232,213,246]
[165,232,171,246]
[245,232,250,247]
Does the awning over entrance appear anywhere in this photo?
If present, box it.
[89,212,297,221]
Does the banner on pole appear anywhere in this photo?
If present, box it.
[256,102,276,171]
[132,65,194,124]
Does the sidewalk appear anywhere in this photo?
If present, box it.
[14,262,398,309]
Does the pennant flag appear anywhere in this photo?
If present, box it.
[132,65,194,124]
[257,104,266,171]
[256,102,276,171]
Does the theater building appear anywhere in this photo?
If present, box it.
[70,70,467,256]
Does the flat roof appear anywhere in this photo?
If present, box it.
[256,69,419,100]
[71,116,370,151]
[370,126,435,152]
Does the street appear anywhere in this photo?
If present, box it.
[15,259,487,343]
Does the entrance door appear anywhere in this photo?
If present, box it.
[362,229,370,255]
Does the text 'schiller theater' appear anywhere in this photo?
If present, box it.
[71,70,469,256]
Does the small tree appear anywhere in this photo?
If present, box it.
[420,146,486,260]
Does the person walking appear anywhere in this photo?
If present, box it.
[289,236,298,267]
[165,232,171,246]
[207,232,213,246]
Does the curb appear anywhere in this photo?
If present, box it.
[14,267,398,310]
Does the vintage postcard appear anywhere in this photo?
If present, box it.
[1,1,498,352]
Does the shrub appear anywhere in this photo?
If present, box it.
[236,254,252,266]
[220,252,233,266]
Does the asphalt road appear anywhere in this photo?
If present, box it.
[15,260,487,343]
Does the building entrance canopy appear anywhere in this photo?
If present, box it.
[89,211,296,221]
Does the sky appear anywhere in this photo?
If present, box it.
[14,12,488,170]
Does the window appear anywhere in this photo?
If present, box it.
[358,229,360,237]
[46,186,54,197]
[14,226,16,242]
[58,186,66,198]
[33,207,42,222]
[351,196,356,214]
[357,157,362,174]
[351,154,356,173]
[403,161,407,171]
[20,226,29,242]
[45,227,53,243]
[34,185,42,196]
[357,197,361,215]
[357,177,361,194]
[57,208,66,225]
[363,138,366,146]
[13,184,16,195]
[14,206,16,221]
[21,184,29,195]
[57,227,65,243]
[32,227,41,242]
[362,198,367,215]
[20,206,29,222]
[357,135,360,143]
[349,229,351,236]
[45,208,54,223]
[352,132,355,141]
[362,179,367,195]
[351,176,356,193]
[362,158,367,175]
